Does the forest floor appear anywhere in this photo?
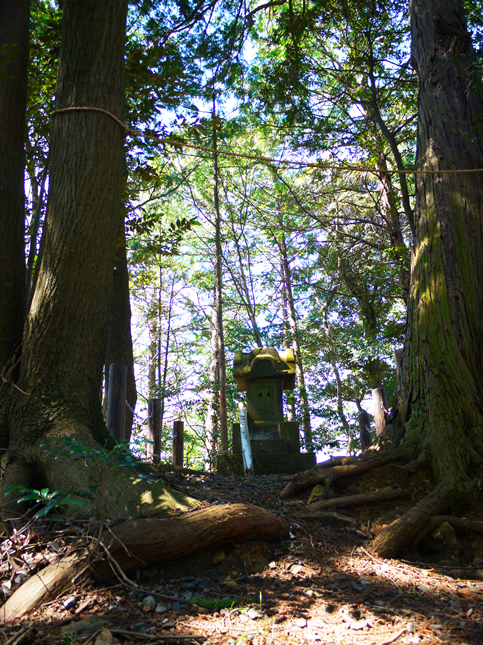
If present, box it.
[2,466,483,645]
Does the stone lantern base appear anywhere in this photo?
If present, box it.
[216,421,316,476]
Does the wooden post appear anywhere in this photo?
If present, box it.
[172,420,184,466]
[372,387,389,437]
[147,398,161,463]
[106,363,127,442]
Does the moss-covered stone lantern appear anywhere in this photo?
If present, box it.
[216,348,316,475]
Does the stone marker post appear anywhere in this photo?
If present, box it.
[238,404,253,475]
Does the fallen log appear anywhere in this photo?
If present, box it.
[306,488,411,513]
[0,503,289,622]
[280,448,412,498]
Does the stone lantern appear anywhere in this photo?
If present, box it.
[216,348,316,475]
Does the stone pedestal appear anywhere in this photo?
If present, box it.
[216,450,316,476]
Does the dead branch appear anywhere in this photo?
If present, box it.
[294,511,357,525]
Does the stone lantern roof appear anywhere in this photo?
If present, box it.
[232,347,296,391]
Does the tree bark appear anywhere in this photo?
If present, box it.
[0,0,185,518]
[280,448,412,498]
[279,235,313,449]
[306,488,411,512]
[212,99,228,452]
[281,262,296,421]
[0,503,289,622]
[372,0,483,557]
[0,0,29,373]
[321,295,353,452]
[372,387,389,437]
[401,0,483,477]
[205,297,220,463]
[103,503,289,574]
[106,227,137,442]
[375,154,410,300]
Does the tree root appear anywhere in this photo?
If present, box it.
[100,502,289,575]
[1,433,203,520]
[370,481,453,558]
[306,487,411,512]
[0,503,289,622]
[399,451,430,475]
[280,447,413,498]
[428,515,483,535]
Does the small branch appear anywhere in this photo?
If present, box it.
[295,511,357,525]
[380,628,406,645]
[5,626,30,645]
[246,0,286,21]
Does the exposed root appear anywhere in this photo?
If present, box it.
[428,515,483,535]
[0,503,289,622]
[306,487,411,513]
[0,545,93,622]
[399,451,430,474]
[100,502,289,575]
[370,480,454,558]
[2,433,202,520]
[295,510,357,526]
[280,447,413,498]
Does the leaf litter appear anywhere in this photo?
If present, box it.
[1,471,483,645]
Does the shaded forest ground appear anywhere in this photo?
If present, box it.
[2,466,483,645]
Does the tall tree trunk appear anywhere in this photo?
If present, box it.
[0,0,29,374]
[401,0,483,475]
[0,0,204,521]
[372,0,483,557]
[159,268,175,436]
[281,274,296,422]
[335,232,383,389]
[148,314,158,396]
[366,51,415,236]
[205,303,220,462]
[224,223,263,347]
[2,0,139,514]
[211,99,228,452]
[375,153,410,301]
[279,236,313,449]
[321,296,353,452]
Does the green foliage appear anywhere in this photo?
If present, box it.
[25,0,418,458]
[128,216,200,255]
[5,486,88,519]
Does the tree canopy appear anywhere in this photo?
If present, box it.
[0,0,483,566]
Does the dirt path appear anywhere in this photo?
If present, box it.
[1,472,482,644]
